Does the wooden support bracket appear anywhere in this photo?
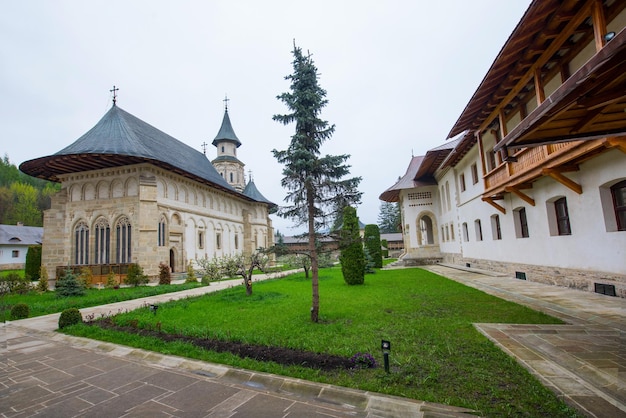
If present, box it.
[482,197,506,214]
[604,137,626,154]
[505,186,536,206]
[542,168,582,194]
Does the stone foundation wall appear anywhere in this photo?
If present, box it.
[0,262,25,270]
[441,253,626,299]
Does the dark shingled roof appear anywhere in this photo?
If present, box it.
[0,225,43,246]
[379,137,461,202]
[20,105,246,197]
[212,110,241,147]
[243,180,276,210]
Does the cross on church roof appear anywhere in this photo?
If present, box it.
[223,95,229,112]
[110,85,119,106]
[201,141,208,156]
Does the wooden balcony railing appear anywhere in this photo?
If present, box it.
[483,140,588,193]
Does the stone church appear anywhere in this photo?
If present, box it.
[20,100,275,280]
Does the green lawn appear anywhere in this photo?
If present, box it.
[0,269,25,278]
[0,282,205,320]
[64,267,579,417]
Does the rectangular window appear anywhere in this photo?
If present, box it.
[471,164,479,184]
[520,208,529,238]
[460,173,466,192]
[198,231,204,249]
[12,250,19,258]
[234,234,239,250]
[555,197,571,235]
[612,180,626,231]
[216,233,222,249]
[492,215,502,240]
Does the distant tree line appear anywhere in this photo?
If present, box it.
[0,155,60,226]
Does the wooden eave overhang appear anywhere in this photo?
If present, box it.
[495,27,626,150]
[448,0,625,143]
[19,153,254,202]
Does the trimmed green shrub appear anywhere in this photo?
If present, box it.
[124,264,149,287]
[37,266,49,292]
[79,267,93,288]
[339,206,365,285]
[55,269,86,297]
[185,260,197,283]
[364,224,382,268]
[25,245,42,280]
[105,272,117,288]
[58,308,82,329]
[381,239,389,258]
[158,262,171,285]
[10,303,29,319]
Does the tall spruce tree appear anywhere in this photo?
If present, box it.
[378,201,401,233]
[273,43,362,322]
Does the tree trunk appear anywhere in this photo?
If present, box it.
[307,186,319,322]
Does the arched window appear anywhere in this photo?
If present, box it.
[94,217,110,264]
[158,215,167,247]
[474,219,483,241]
[116,216,132,263]
[611,180,626,231]
[462,222,469,242]
[74,221,89,265]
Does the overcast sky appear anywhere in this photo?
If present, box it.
[1,0,531,235]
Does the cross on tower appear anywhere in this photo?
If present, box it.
[110,85,119,106]
[201,141,208,156]
[248,170,253,183]
[223,95,230,111]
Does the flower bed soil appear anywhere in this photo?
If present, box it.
[88,319,353,371]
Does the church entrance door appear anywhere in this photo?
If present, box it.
[169,249,176,273]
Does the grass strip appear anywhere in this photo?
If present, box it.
[63,267,579,417]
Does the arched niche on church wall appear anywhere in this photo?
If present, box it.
[69,184,82,202]
[83,183,96,201]
[179,185,188,204]
[169,181,178,201]
[111,179,124,198]
[169,212,183,234]
[125,177,138,197]
[97,181,109,199]
[156,179,166,199]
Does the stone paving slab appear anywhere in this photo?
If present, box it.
[423,264,626,418]
[1,324,479,418]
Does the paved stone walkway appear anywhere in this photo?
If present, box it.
[423,264,626,418]
[1,266,624,417]
[0,271,477,418]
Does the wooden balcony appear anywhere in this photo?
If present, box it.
[483,137,622,202]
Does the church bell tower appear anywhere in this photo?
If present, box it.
[211,97,245,191]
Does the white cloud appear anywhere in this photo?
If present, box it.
[0,0,531,235]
